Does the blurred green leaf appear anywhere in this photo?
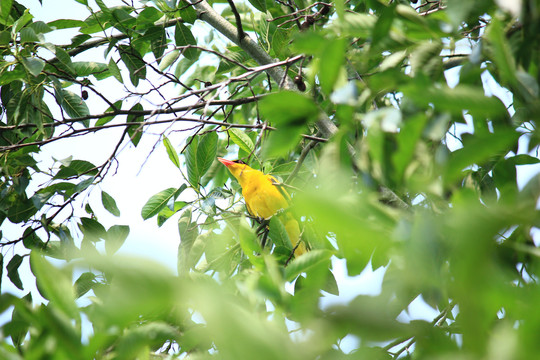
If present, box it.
[260,91,319,127]
[30,252,78,318]
[485,17,517,87]
[7,255,24,290]
[74,271,96,298]
[177,209,199,275]
[106,224,129,255]
[319,38,346,94]
[79,217,107,241]
[115,322,180,360]
[285,249,333,281]
[444,130,519,185]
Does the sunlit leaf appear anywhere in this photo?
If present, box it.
[101,190,120,216]
[141,187,178,220]
[228,128,254,155]
[163,136,180,168]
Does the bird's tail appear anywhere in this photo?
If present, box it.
[282,213,306,257]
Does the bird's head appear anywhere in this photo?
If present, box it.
[217,157,251,183]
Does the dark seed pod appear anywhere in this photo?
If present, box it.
[320,4,331,15]
[294,75,306,92]
[81,90,88,100]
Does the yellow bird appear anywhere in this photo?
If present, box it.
[217,158,306,257]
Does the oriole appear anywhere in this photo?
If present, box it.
[217,158,306,257]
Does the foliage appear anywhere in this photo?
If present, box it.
[1,0,539,359]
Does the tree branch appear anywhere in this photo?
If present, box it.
[191,0,339,139]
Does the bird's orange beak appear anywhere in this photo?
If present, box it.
[217,157,235,167]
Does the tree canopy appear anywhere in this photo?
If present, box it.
[1,0,540,358]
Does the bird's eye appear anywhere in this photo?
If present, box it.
[235,160,246,164]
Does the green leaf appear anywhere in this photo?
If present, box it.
[13,9,33,33]
[260,91,319,126]
[228,128,254,155]
[54,159,98,179]
[247,0,266,12]
[319,38,346,94]
[119,45,146,86]
[127,103,144,146]
[174,56,196,78]
[163,136,180,168]
[403,84,507,117]
[7,255,24,290]
[147,26,167,60]
[197,132,218,177]
[159,50,180,71]
[61,90,90,121]
[177,209,198,275]
[485,17,517,87]
[95,100,122,126]
[410,41,443,77]
[393,113,428,182]
[185,136,199,189]
[71,61,108,77]
[158,201,187,227]
[0,254,3,291]
[136,6,162,26]
[323,269,339,295]
[116,322,180,359]
[444,131,519,184]
[101,190,120,216]
[7,196,37,223]
[108,58,123,83]
[141,187,178,220]
[30,252,78,318]
[80,217,107,241]
[238,221,264,269]
[54,46,76,76]
[106,225,129,255]
[48,19,86,29]
[263,125,304,158]
[285,249,333,281]
[0,0,13,25]
[511,154,540,165]
[20,27,39,43]
[178,0,197,24]
[175,23,197,60]
[74,272,96,298]
[268,217,292,250]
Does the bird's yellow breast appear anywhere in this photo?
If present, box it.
[241,173,289,219]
